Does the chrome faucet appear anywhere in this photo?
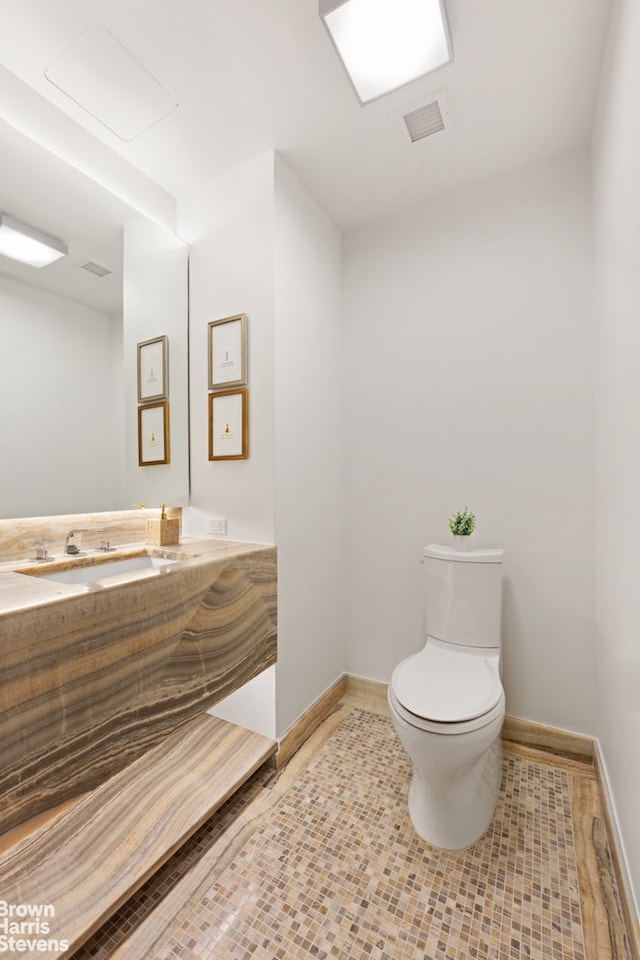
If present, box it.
[28,538,54,563]
[96,526,116,552]
[64,529,89,556]
[36,543,51,562]
[63,526,117,555]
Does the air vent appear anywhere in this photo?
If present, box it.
[402,90,451,144]
[80,260,112,278]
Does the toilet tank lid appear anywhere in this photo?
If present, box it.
[424,544,503,563]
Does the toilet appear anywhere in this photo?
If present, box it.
[388,543,505,850]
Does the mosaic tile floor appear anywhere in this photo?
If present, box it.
[72,708,629,960]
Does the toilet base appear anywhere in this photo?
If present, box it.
[388,688,505,851]
[406,737,503,850]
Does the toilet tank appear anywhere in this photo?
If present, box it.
[424,544,504,649]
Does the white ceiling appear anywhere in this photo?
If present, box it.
[0,0,613,235]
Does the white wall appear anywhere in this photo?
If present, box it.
[181,153,277,737]
[123,217,190,511]
[0,274,125,517]
[591,0,640,916]
[184,154,277,545]
[273,155,344,736]
[209,666,276,738]
[342,153,597,736]
[183,153,344,739]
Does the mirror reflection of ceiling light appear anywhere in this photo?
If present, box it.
[0,213,68,268]
[320,0,452,104]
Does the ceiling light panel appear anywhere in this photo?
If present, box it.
[0,214,67,268]
[320,0,452,104]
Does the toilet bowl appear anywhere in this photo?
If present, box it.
[388,543,505,850]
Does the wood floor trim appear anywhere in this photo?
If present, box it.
[501,714,594,761]
[571,772,632,960]
[343,673,389,710]
[594,744,640,960]
[273,674,346,769]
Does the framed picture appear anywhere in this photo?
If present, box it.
[208,388,248,460]
[208,314,247,390]
[138,401,170,465]
[137,335,168,402]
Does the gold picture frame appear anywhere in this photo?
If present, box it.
[138,401,170,466]
[208,314,247,390]
[208,388,248,460]
[137,335,168,402]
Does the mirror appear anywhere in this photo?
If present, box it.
[0,117,189,519]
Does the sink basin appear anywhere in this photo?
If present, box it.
[27,554,178,585]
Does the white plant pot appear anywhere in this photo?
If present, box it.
[452,534,471,551]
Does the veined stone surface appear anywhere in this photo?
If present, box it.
[0,536,277,835]
[0,713,276,958]
[0,507,182,562]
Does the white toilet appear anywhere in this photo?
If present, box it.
[388,543,505,850]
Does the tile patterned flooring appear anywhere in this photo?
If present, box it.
[71,704,631,960]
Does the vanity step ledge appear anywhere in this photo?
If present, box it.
[0,713,276,959]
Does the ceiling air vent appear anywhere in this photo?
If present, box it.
[80,260,112,278]
[402,90,451,144]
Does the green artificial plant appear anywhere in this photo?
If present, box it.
[448,507,476,536]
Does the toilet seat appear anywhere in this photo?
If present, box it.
[390,644,504,733]
[389,684,505,735]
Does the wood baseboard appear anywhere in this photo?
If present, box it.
[500,715,594,761]
[273,675,346,769]
[594,746,640,960]
[343,673,389,710]
[276,676,597,764]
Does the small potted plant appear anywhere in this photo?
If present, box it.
[448,507,476,550]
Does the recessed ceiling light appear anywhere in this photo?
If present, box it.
[0,213,68,268]
[320,0,453,104]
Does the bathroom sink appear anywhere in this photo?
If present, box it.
[25,554,178,585]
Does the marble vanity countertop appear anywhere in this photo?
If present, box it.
[0,536,272,615]
[0,534,278,835]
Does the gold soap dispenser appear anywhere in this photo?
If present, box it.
[146,503,180,547]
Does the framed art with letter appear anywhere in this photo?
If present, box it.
[208,388,248,460]
[208,314,247,390]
